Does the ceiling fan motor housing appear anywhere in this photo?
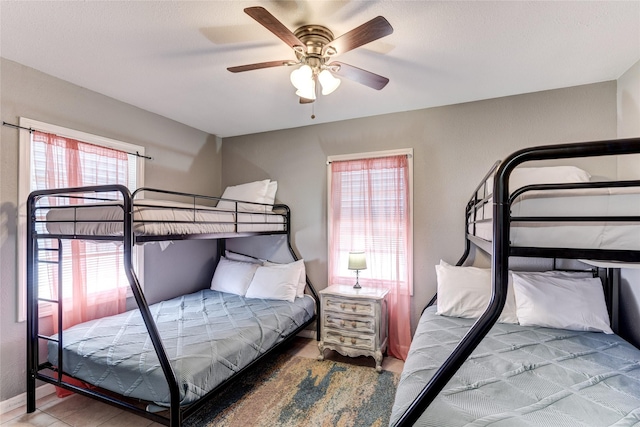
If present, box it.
[294,25,335,67]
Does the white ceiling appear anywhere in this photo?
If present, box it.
[2,1,639,138]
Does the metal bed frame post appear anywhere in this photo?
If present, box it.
[608,268,621,333]
[394,137,640,427]
[280,204,321,340]
[26,191,37,413]
[456,202,472,267]
[119,186,181,427]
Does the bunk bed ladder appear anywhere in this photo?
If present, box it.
[32,239,67,385]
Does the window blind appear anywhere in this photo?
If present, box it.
[31,131,136,302]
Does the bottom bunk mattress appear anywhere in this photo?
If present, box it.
[47,289,315,407]
[390,306,640,427]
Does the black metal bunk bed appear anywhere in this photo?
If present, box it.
[25,185,320,427]
[392,137,640,426]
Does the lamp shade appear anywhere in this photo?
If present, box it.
[318,69,341,95]
[290,64,312,90]
[295,78,316,100]
[348,252,367,271]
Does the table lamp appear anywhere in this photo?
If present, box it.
[348,251,367,289]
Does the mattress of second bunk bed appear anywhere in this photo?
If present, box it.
[47,289,315,407]
[43,199,286,237]
[390,306,640,427]
[472,187,640,250]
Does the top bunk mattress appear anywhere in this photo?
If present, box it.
[47,289,315,407]
[390,306,640,427]
[471,186,640,251]
[42,198,286,237]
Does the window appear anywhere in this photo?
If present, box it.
[327,149,413,360]
[17,118,145,322]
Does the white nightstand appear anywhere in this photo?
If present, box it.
[318,284,389,372]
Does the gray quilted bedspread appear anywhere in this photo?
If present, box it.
[390,306,640,427]
[48,290,315,407]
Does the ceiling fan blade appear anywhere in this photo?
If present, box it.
[244,7,306,52]
[324,16,393,56]
[299,97,315,104]
[328,61,389,90]
[227,60,292,73]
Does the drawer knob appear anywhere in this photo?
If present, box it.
[340,303,346,309]
[351,321,357,328]
[340,320,345,327]
[340,336,345,343]
[351,304,357,311]
[351,338,356,344]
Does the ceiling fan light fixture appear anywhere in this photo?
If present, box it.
[295,78,316,100]
[290,64,312,90]
[318,69,341,95]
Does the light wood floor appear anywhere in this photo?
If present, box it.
[1,338,404,427]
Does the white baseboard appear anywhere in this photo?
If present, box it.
[0,384,56,416]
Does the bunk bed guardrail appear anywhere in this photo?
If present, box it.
[394,137,640,426]
[131,187,290,242]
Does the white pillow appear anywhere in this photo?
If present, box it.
[435,260,518,324]
[263,259,306,298]
[511,166,591,191]
[264,181,278,211]
[224,250,263,264]
[210,257,259,296]
[487,166,591,194]
[512,273,612,334]
[217,180,270,212]
[245,263,300,302]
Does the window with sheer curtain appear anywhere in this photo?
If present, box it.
[327,149,413,360]
[17,118,144,325]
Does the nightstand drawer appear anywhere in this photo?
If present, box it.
[324,313,375,333]
[324,297,375,316]
[324,330,375,351]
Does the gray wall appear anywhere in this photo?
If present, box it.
[617,60,640,141]
[0,58,221,401]
[223,81,619,334]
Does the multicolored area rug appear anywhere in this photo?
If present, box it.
[184,354,400,427]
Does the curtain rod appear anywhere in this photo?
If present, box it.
[326,153,412,165]
[2,121,153,161]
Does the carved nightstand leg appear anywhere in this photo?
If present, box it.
[374,350,383,372]
[317,341,325,361]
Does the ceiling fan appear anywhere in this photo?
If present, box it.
[227,6,393,103]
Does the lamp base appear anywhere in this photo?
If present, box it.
[353,269,362,289]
